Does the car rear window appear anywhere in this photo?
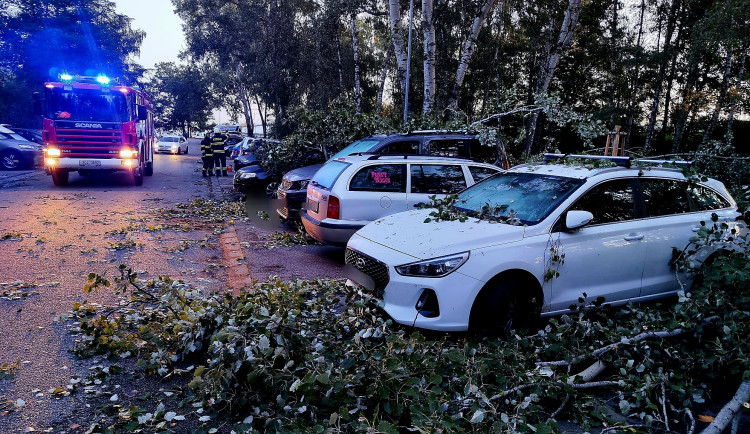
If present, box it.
[330,139,382,160]
[311,160,351,190]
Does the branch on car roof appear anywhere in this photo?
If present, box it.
[472,106,544,126]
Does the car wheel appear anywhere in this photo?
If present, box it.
[470,275,541,335]
[185,146,188,154]
[144,161,154,176]
[51,169,69,186]
[265,181,280,199]
[132,158,144,186]
[1,150,24,170]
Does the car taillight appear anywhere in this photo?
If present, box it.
[327,196,340,219]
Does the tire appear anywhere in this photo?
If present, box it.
[265,181,280,199]
[176,147,181,155]
[185,146,189,154]
[469,275,541,335]
[51,169,69,186]
[144,161,154,176]
[132,159,144,186]
[1,150,24,170]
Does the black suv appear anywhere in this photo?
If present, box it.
[276,131,495,220]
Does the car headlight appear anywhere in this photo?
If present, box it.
[18,144,37,150]
[294,180,309,190]
[239,172,256,179]
[395,252,470,277]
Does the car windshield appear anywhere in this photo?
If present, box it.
[46,87,130,122]
[330,139,382,160]
[159,137,179,142]
[311,160,351,190]
[0,132,27,141]
[454,172,584,225]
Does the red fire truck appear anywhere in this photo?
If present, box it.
[39,74,155,186]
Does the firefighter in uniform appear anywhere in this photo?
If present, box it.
[211,130,228,176]
[200,132,214,177]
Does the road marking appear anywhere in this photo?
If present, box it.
[211,176,253,296]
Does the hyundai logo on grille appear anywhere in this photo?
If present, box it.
[74,123,103,129]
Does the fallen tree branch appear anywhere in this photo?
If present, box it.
[538,316,720,368]
[489,379,619,402]
[701,379,750,434]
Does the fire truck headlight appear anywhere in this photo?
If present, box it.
[123,159,133,167]
[46,148,61,157]
[119,149,137,159]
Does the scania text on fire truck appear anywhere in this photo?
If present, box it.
[36,74,155,186]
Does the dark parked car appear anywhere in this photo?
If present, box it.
[0,125,43,170]
[234,140,322,198]
[8,127,43,145]
[276,131,496,220]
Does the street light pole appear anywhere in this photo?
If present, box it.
[403,0,414,127]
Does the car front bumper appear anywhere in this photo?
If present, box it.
[44,157,137,171]
[346,235,483,332]
[276,188,306,219]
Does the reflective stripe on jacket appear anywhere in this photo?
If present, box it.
[211,136,226,154]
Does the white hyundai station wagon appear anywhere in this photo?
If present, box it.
[344,155,745,332]
[302,154,502,245]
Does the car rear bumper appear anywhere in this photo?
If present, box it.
[301,212,368,246]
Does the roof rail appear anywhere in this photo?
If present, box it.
[543,154,692,169]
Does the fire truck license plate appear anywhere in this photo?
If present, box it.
[79,160,101,167]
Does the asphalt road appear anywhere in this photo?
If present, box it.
[0,138,345,432]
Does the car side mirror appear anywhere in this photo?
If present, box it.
[565,210,593,231]
[137,105,148,121]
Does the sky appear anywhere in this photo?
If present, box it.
[113,0,237,125]
[113,0,185,70]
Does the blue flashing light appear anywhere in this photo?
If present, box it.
[96,75,110,85]
[60,73,73,81]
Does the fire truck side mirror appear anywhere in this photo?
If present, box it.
[137,105,148,121]
[32,92,43,116]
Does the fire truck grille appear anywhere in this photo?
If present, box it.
[345,248,389,298]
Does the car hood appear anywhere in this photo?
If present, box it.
[353,209,526,260]
[236,154,259,163]
[0,138,42,149]
[284,164,323,181]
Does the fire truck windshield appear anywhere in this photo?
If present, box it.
[46,88,130,123]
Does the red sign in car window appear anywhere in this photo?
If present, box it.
[371,171,391,184]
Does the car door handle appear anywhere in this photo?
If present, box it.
[624,233,644,241]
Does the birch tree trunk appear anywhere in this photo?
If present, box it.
[337,41,345,96]
[422,0,436,114]
[643,0,682,151]
[254,94,267,137]
[234,62,254,136]
[522,0,582,156]
[700,49,733,147]
[377,46,392,113]
[388,0,409,97]
[351,13,361,113]
[446,0,499,112]
[624,0,646,151]
[725,44,747,145]
[671,60,700,153]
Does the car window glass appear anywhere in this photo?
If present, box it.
[455,173,583,225]
[687,184,731,211]
[468,166,500,183]
[411,164,467,194]
[376,141,419,154]
[571,179,635,224]
[349,164,406,193]
[330,139,382,160]
[428,139,470,158]
[311,160,351,190]
[640,179,691,217]
[468,140,495,162]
